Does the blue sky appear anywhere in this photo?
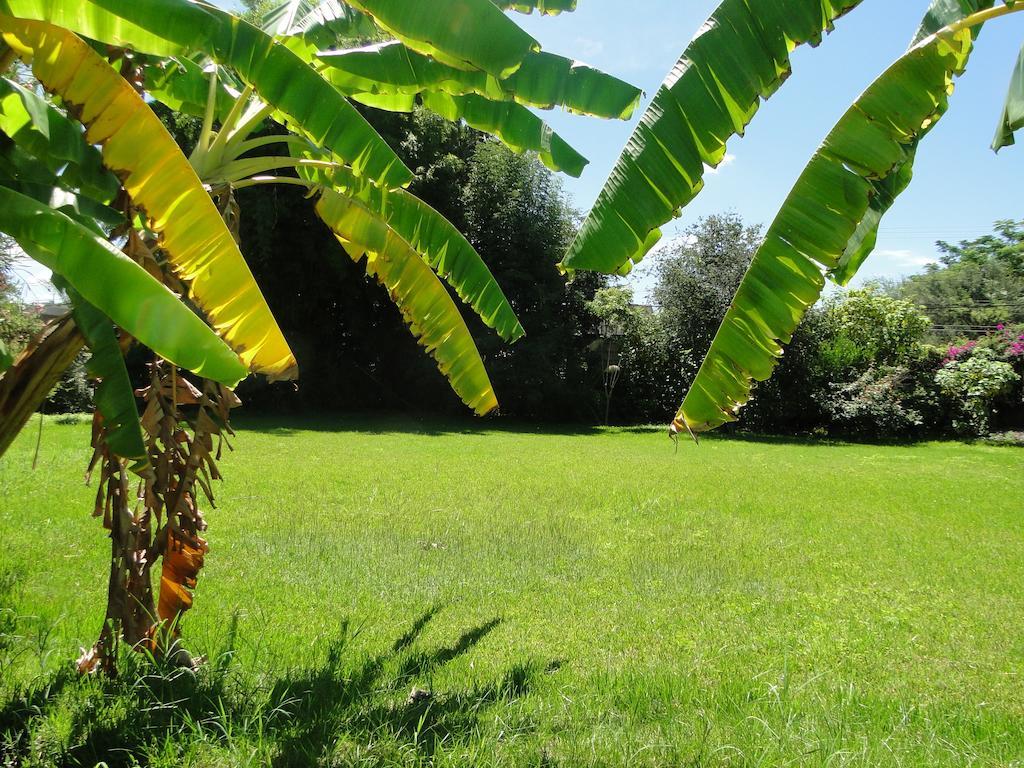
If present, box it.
[14,0,1023,301]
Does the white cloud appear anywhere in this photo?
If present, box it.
[703,153,736,176]
[872,249,936,270]
[851,248,938,286]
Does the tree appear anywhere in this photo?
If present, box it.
[561,0,1024,435]
[0,0,640,669]
[653,214,761,364]
[899,220,1024,333]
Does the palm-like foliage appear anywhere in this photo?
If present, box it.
[0,0,639,665]
[565,0,1024,435]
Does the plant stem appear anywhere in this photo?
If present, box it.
[231,175,315,190]
[198,67,220,154]
[933,1,1024,41]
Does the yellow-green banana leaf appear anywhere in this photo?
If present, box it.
[0,15,297,380]
[316,188,498,415]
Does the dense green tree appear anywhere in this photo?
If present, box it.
[899,220,1024,333]
[653,213,761,369]
[236,112,605,421]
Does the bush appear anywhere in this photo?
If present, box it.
[821,366,924,437]
[935,349,1020,435]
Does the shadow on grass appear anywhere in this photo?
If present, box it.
[233,412,610,438]
[230,413,1021,448]
[0,604,557,767]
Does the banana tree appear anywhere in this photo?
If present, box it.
[0,0,641,669]
[563,0,1024,437]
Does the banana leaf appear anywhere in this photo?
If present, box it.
[317,165,524,343]
[676,23,979,434]
[831,0,994,285]
[342,0,538,78]
[0,186,247,387]
[493,0,576,14]
[263,0,378,59]
[315,188,498,415]
[0,15,297,380]
[0,0,411,187]
[318,42,642,120]
[355,89,587,177]
[68,291,149,471]
[143,57,238,122]
[561,0,867,276]
[0,76,119,201]
[993,43,1024,151]
[0,140,124,230]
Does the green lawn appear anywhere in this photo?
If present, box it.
[1,416,1022,767]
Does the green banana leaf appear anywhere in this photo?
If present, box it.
[831,0,994,285]
[263,0,378,58]
[0,141,124,230]
[0,0,186,55]
[143,58,239,122]
[0,0,411,187]
[0,76,119,201]
[342,0,538,78]
[315,188,498,415]
[0,186,248,387]
[318,42,642,120]
[561,0,867,276]
[493,0,576,14]
[354,89,587,177]
[676,21,980,434]
[993,43,1024,151]
[68,291,150,471]
[318,165,524,343]
[1,14,297,379]
[424,92,587,177]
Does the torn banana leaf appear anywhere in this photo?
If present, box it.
[0,186,247,387]
[354,90,587,177]
[314,164,523,342]
[319,42,641,119]
[493,0,577,14]
[677,24,979,434]
[0,15,296,380]
[342,0,538,78]
[315,188,498,415]
[561,0,867,275]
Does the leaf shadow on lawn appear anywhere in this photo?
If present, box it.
[0,604,559,767]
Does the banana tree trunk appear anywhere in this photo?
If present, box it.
[0,315,83,458]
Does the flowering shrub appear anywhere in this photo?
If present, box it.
[945,340,977,363]
[935,349,1020,435]
[987,324,1024,359]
